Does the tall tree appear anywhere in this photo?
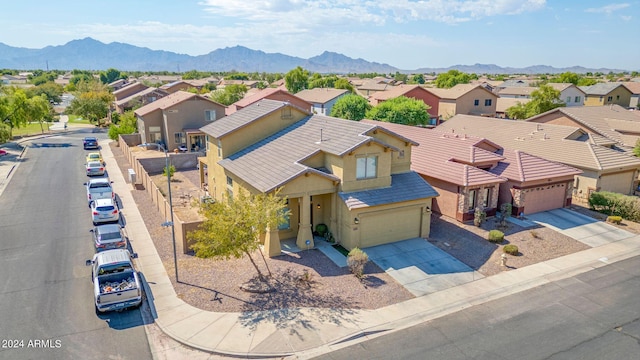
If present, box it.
[506,84,564,119]
[99,68,124,84]
[284,66,309,93]
[209,84,247,105]
[67,80,113,124]
[434,70,474,88]
[330,94,371,121]
[189,190,290,281]
[365,96,430,125]
[108,110,137,140]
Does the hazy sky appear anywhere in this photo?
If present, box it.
[2,0,639,70]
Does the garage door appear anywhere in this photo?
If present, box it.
[359,207,422,248]
[523,183,566,215]
[600,172,634,195]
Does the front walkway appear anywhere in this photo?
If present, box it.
[365,238,484,297]
[526,208,636,247]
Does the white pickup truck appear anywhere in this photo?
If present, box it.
[86,249,142,313]
[84,178,115,206]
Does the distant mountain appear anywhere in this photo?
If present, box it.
[0,38,627,74]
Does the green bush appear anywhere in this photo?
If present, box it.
[347,247,369,279]
[588,191,640,222]
[607,215,622,224]
[488,230,504,243]
[503,244,519,255]
[315,223,328,237]
[500,203,513,217]
[474,207,486,226]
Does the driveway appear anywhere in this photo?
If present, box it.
[365,238,484,297]
[526,208,636,247]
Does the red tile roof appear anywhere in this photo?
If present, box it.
[490,150,582,182]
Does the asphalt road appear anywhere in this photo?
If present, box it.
[315,255,640,360]
[0,129,152,359]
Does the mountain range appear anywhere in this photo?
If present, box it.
[0,38,625,74]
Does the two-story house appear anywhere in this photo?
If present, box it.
[579,83,633,108]
[546,83,586,107]
[199,99,438,256]
[294,88,350,116]
[369,85,441,125]
[135,91,226,152]
[113,81,168,114]
[427,84,498,120]
[226,86,312,115]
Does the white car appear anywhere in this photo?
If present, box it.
[84,178,115,206]
[86,161,105,176]
[90,198,120,225]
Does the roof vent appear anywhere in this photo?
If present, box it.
[315,128,324,144]
[536,124,542,131]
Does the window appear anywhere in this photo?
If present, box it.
[599,96,604,101]
[474,99,479,106]
[468,189,477,211]
[607,96,613,102]
[281,107,292,119]
[484,99,492,106]
[398,150,405,159]
[174,132,185,145]
[226,176,233,187]
[616,95,620,100]
[278,200,290,230]
[226,176,233,199]
[205,110,216,121]
[356,155,377,179]
[482,188,491,208]
[566,97,571,103]
[575,96,581,103]
[217,140,222,157]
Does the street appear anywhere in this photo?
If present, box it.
[0,130,152,359]
[313,255,640,360]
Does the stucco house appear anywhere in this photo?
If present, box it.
[199,99,439,256]
[526,105,640,148]
[364,121,581,220]
[134,91,226,152]
[546,83,586,107]
[369,85,441,125]
[226,86,312,115]
[427,84,498,120]
[496,98,531,119]
[579,83,633,108]
[112,82,168,114]
[294,88,350,116]
[497,86,537,99]
[622,82,640,109]
[439,115,640,204]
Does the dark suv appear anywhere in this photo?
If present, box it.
[83,137,99,150]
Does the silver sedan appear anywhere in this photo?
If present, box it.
[86,161,105,176]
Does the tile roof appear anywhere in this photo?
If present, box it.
[218,112,403,192]
[496,98,531,113]
[369,85,428,101]
[115,87,164,106]
[357,81,391,91]
[361,120,506,186]
[546,83,584,93]
[426,84,491,100]
[339,172,439,210]
[498,87,537,96]
[490,150,581,182]
[112,81,145,96]
[294,88,349,104]
[200,99,306,139]
[622,82,640,95]
[498,79,532,88]
[134,91,214,116]
[438,115,640,172]
[579,82,630,95]
[528,105,640,146]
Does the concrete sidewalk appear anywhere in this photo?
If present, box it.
[99,140,640,359]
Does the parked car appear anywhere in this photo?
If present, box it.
[0,149,7,156]
[86,249,141,313]
[86,161,105,177]
[84,178,114,206]
[83,137,99,150]
[90,198,120,225]
[90,224,126,252]
[86,152,104,165]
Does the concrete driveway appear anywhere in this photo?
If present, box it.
[365,238,484,297]
[526,208,636,247]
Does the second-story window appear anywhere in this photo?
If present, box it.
[484,99,492,106]
[575,96,581,103]
[205,110,216,121]
[356,155,377,180]
[474,99,479,106]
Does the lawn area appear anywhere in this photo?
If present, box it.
[67,115,92,124]
[11,122,52,137]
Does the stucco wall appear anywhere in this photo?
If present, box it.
[340,143,392,192]
[458,88,497,116]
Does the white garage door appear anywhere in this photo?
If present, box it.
[524,183,566,215]
[359,207,422,248]
[600,172,634,195]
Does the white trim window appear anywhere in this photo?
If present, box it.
[356,155,377,180]
[174,132,186,145]
[205,109,217,122]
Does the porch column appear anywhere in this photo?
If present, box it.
[264,227,281,257]
[330,192,338,236]
[296,194,314,248]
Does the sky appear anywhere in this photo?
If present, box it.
[2,0,639,70]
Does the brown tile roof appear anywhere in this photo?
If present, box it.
[357,81,391,91]
[115,87,166,106]
[134,91,218,116]
[546,83,584,93]
[369,85,428,101]
[112,81,146,96]
[490,150,581,182]
[498,87,537,96]
[294,88,349,104]
[216,107,418,192]
[339,172,439,210]
[496,98,531,113]
[361,120,506,186]
[426,84,493,100]
[438,115,640,172]
[622,82,640,95]
[231,86,291,109]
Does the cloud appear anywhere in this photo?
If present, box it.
[620,15,632,21]
[585,3,630,14]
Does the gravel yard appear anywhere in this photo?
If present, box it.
[109,141,611,312]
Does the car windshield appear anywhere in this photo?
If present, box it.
[90,183,110,189]
[88,162,101,167]
[99,232,122,241]
[89,154,100,159]
[99,263,131,274]
[96,205,115,211]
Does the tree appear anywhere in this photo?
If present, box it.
[506,84,564,119]
[434,70,474,88]
[365,96,430,125]
[633,139,640,157]
[393,71,408,83]
[28,94,53,134]
[334,78,354,93]
[330,94,371,121]
[99,68,124,84]
[189,189,290,281]
[549,72,580,85]
[26,82,64,104]
[284,66,309,93]
[67,80,113,124]
[108,110,137,140]
[209,84,247,105]
[410,74,425,84]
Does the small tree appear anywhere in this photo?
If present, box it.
[347,247,369,279]
[365,96,430,126]
[330,94,371,121]
[473,207,486,227]
[163,165,176,181]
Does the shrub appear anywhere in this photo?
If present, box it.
[315,223,328,237]
[500,203,513,218]
[347,247,369,279]
[607,215,622,225]
[474,207,486,226]
[530,230,540,239]
[163,164,176,180]
[503,244,519,255]
[488,230,504,243]
[588,191,640,221]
